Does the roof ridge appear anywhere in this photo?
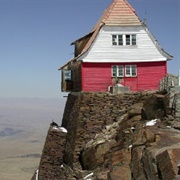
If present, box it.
[123,0,136,13]
[102,0,116,24]
[91,0,114,32]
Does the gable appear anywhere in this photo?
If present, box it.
[71,0,142,60]
[71,32,93,57]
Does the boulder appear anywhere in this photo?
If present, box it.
[128,102,143,118]
[142,94,166,120]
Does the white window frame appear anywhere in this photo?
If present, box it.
[112,34,136,46]
[112,65,124,77]
[125,65,137,77]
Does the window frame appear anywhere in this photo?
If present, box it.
[112,65,124,77]
[125,65,137,77]
[112,34,137,46]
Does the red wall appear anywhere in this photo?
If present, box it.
[82,63,112,92]
[137,62,167,91]
[82,61,167,92]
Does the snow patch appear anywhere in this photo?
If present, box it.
[146,119,157,126]
[59,127,68,133]
[52,126,58,130]
[84,172,94,180]
[52,126,68,133]
[36,169,39,180]
[166,126,171,128]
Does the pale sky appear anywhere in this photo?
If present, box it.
[0,0,179,98]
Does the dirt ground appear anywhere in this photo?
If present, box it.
[0,131,45,180]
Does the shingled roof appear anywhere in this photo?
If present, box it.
[92,0,142,29]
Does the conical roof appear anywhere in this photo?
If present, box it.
[92,0,142,31]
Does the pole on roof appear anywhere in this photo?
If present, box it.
[179,69,180,86]
[115,66,118,85]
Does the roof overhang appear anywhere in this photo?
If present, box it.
[58,58,76,70]
[143,24,173,61]
[71,31,94,45]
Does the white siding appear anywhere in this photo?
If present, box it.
[79,26,167,62]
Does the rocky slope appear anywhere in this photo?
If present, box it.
[32,91,180,180]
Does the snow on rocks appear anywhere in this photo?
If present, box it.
[35,169,39,180]
[84,172,94,180]
[52,126,68,133]
[146,119,157,126]
[59,127,68,133]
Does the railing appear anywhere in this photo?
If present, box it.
[159,74,178,92]
[159,74,180,118]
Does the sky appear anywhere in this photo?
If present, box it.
[0,0,179,98]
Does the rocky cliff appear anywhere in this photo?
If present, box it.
[32,91,180,180]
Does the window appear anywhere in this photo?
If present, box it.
[132,35,136,45]
[112,35,123,46]
[118,35,123,45]
[125,65,137,77]
[112,65,137,77]
[64,70,72,80]
[112,65,124,77]
[112,34,136,46]
[112,35,117,45]
[126,35,130,45]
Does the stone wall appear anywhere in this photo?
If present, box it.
[62,92,80,128]
[60,91,180,179]
[61,91,153,168]
[31,125,69,180]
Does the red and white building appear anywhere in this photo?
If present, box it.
[60,0,172,92]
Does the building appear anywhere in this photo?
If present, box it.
[59,0,173,93]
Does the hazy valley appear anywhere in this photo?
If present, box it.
[0,97,66,180]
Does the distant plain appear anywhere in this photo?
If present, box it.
[0,97,66,180]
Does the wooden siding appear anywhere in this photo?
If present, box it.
[79,26,167,62]
[61,66,73,92]
[73,61,82,92]
[137,61,166,91]
[74,34,92,57]
[82,63,112,92]
[124,77,138,91]
[82,61,166,92]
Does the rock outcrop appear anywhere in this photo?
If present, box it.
[32,91,180,180]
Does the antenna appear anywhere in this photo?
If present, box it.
[143,9,147,25]
[179,69,180,86]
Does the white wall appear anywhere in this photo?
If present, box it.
[80,26,166,62]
